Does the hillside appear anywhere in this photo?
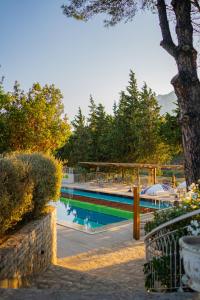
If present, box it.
[157,91,177,115]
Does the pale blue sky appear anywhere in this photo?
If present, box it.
[0,0,177,119]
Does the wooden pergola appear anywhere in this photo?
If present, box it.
[79,161,184,186]
[79,162,184,240]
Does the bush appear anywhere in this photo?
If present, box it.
[16,153,62,216]
[0,152,62,237]
[144,206,187,234]
[0,157,34,237]
[144,183,200,290]
[144,196,200,235]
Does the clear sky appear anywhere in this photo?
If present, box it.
[0,0,177,119]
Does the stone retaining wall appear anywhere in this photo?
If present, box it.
[0,206,56,288]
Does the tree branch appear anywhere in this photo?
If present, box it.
[192,0,200,13]
[172,0,193,47]
[157,0,177,58]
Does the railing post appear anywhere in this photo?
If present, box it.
[133,186,140,240]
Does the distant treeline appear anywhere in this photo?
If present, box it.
[57,70,182,166]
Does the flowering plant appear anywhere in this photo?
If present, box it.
[145,180,200,234]
[187,220,200,236]
[144,180,200,290]
[182,181,200,200]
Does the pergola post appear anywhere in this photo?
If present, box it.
[172,174,176,188]
[122,168,125,180]
[133,186,140,240]
[137,168,140,187]
[148,169,152,185]
[153,168,157,184]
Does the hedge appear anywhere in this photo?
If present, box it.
[16,153,62,216]
[0,156,34,237]
[0,153,62,237]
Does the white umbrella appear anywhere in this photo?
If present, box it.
[141,183,174,196]
[177,181,186,190]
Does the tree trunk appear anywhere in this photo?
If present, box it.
[157,0,200,185]
[171,74,200,186]
[171,0,200,185]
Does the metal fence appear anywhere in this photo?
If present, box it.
[72,172,152,185]
[71,171,185,186]
[144,209,200,292]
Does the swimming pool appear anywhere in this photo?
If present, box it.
[53,198,129,233]
[61,187,169,210]
[55,187,170,233]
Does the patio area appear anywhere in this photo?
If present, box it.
[29,223,146,293]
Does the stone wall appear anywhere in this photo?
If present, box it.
[0,206,56,288]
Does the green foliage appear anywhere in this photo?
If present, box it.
[111,77,168,163]
[57,97,114,165]
[0,86,10,153]
[144,206,188,234]
[159,106,182,159]
[59,70,180,166]
[0,82,71,154]
[110,72,140,161]
[144,185,200,290]
[143,235,186,291]
[62,0,139,26]
[145,195,200,235]
[57,107,90,165]
[143,211,192,290]
[16,153,63,216]
[144,255,171,290]
[0,153,62,237]
[0,156,34,237]
[87,97,113,161]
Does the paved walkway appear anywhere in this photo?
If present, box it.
[2,224,198,299]
[29,224,146,293]
[1,289,198,300]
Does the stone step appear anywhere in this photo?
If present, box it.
[0,289,198,300]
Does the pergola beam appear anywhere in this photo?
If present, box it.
[79,161,184,171]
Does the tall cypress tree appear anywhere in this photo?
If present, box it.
[137,83,163,162]
[87,97,112,161]
[112,71,140,162]
[57,107,89,165]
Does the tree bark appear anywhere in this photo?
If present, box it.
[157,0,200,185]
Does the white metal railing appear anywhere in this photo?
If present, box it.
[144,208,200,291]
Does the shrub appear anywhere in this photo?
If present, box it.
[16,153,62,216]
[144,195,200,234]
[0,152,62,237]
[144,206,188,234]
[144,183,200,290]
[0,157,34,237]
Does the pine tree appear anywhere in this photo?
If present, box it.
[111,71,140,162]
[87,97,112,161]
[57,107,90,165]
[160,105,182,160]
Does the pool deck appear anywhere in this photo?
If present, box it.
[57,222,138,257]
[62,181,134,197]
[62,181,178,202]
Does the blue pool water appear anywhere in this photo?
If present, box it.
[61,187,169,209]
[54,199,127,231]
